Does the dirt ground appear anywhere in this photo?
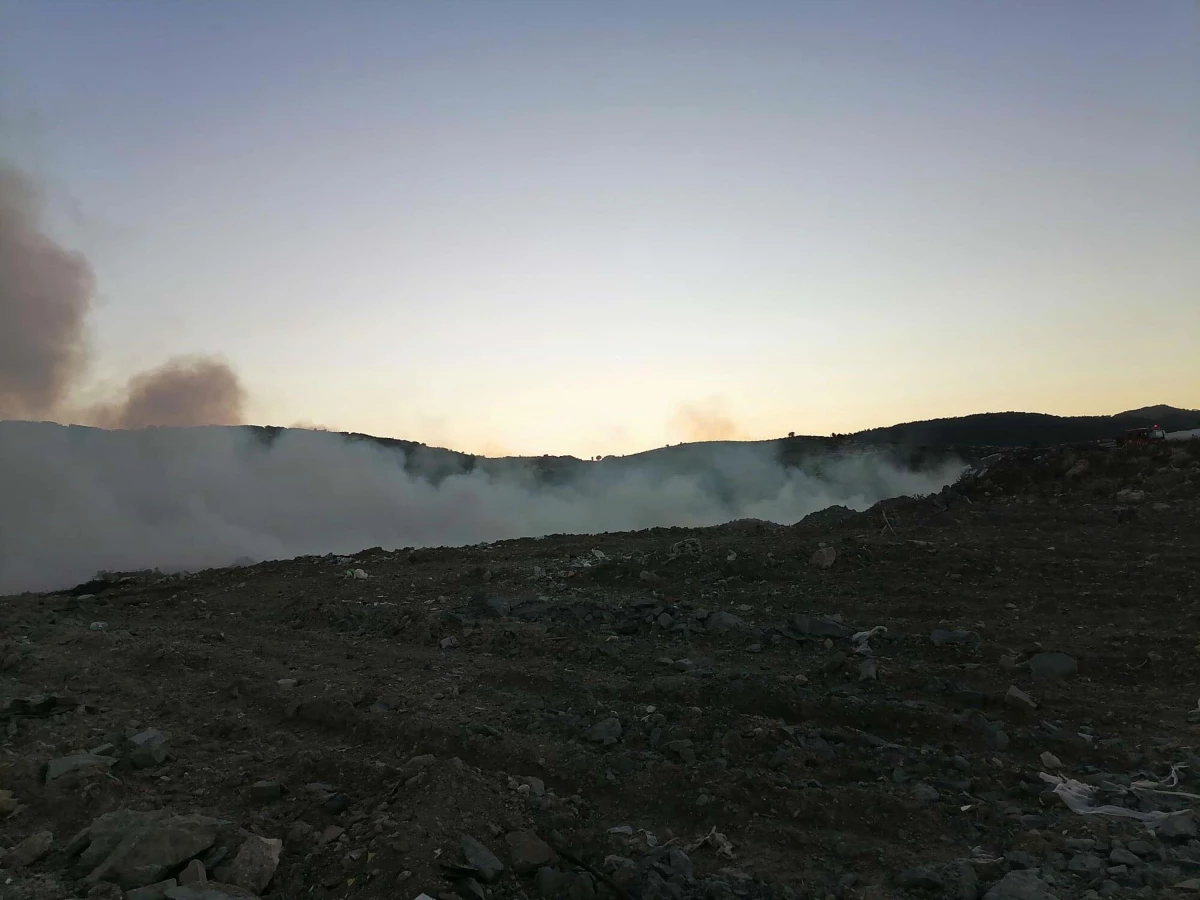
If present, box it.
[2,440,1199,900]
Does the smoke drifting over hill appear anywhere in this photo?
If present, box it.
[0,422,962,594]
[0,159,963,595]
[0,162,246,427]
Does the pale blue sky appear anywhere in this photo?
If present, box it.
[2,0,1197,456]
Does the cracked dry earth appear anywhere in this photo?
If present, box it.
[2,441,1200,900]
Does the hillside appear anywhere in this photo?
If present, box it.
[848,405,1200,449]
[328,404,1200,472]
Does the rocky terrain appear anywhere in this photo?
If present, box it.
[1,438,1199,900]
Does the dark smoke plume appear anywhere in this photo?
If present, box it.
[89,356,246,428]
[0,164,93,418]
[0,161,247,426]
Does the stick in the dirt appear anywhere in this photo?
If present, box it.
[881,508,898,537]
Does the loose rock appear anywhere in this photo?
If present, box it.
[4,830,54,867]
[505,831,558,875]
[1029,652,1077,682]
[461,835,505,883]
[221,835,281,894]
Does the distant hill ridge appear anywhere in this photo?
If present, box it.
[4,406,1197,486]
[850,405,1200,449]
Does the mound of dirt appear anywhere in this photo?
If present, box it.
[2,441,1199,899]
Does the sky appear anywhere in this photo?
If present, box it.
[1,0,1197,458]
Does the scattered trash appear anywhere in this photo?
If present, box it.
[1040,769,1200,831]
[346,568,369,580]
[89,621,108,631]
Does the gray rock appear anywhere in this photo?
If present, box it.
[789,614,850,638]
[179,860,207,884]
[1068,852,1104,875]
[586,717,622,744]
[164,885,259,900]
[1127,840,1155,857]
[971,714,1010,751]
[461,835,505,883]
[1109,848,1140,867]
[669,848,695,880]
[126,729,171,769]
[4,830,54,867]
[43,752,115,782]
[912,783,941,803]
[809,546,837,569]
[983,869,1061,899]
[1158,810,1197,841]
[86,813,224,889]
[705,611,745,633]
[222,835,281,894]
[897,866,944,890]
[823,651,848,674]
[66,809,172,871]
[474,595,512,618]
[126,879,178,900]
[656,612,674,629]
[1005,686,1038,711]
[505,831,557,875]
[1029,652,1078,682]
[1005,850,1039,870]
[956,861,981,900]
[322,792,351,813]
[249,781,283,803]
[536,867,574,898]
[931,629,981,647]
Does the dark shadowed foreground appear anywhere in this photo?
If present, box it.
[1,440,1198,898]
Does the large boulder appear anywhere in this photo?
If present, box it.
[78,813,226,889]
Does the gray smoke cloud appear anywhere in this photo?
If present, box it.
[0,422,963,594]
[0,161,247,427]
[87,357,246,429]
[0,164,93,418]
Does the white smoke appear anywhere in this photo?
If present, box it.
[0,422,962,594]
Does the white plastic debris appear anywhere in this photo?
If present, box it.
[89,621,108,631]
[346,568,369,580]
[1039,772,1195,831]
